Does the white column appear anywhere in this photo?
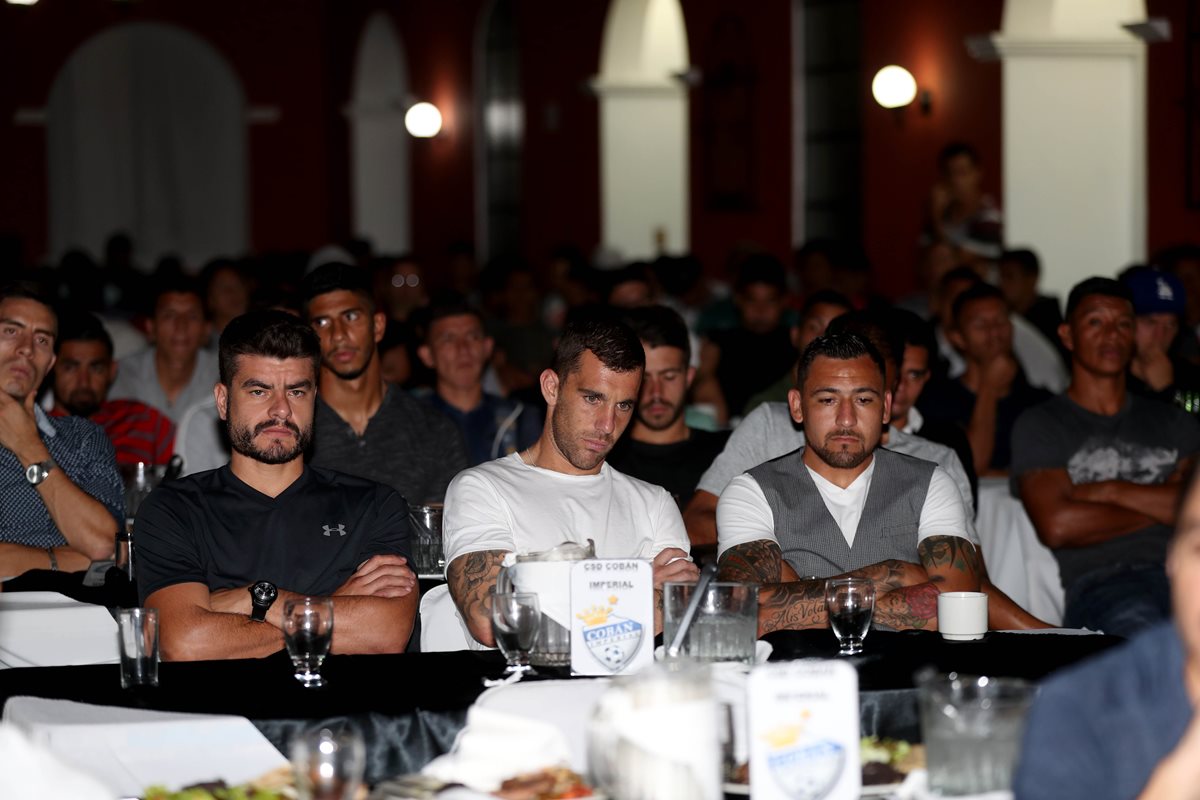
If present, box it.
[595,0,689,260]
[994,0,1147,301]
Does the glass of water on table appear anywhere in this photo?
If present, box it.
[283,597,334,688]
[825,577,875,656]
[491,591,541,677]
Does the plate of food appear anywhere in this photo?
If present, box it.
[720,736,924,798]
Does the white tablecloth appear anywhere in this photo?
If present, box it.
[0,592,119,669]
[975,477,1065,626]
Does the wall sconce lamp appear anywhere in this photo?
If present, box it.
[405,102,443,138]
[5,0,39,5]
[872,66,931,115]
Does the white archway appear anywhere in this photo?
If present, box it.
[47,22,247,266]
[348,12,411,254]
[595,0,690,260]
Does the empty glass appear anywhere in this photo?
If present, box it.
[290,724,365,800]
[283,597,334,688]
[491,592,541,677]
[409,503,445,575]
[825,577,875,656]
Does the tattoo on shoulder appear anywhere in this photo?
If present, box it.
[717,540,784,583]
[918,535,982,584]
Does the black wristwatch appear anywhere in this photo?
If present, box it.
[249,581,278,622]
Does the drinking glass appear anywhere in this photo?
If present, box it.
[491,592,541,677]
[283,597,334,688]
[825,577,875,656]
[290,724,365,800]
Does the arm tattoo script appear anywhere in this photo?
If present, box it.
[446,550,507,632]
[758,581,828,634]
[717,540,784,583]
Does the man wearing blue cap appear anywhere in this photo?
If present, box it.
[1122,266,1200,402]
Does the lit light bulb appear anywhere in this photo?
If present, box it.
[871,66,918,109]
[405,102,443,138]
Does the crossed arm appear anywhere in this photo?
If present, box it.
[1019,462,1189,550]
[718,535,984,635]
[147,555,417,661]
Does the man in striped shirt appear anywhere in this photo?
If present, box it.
[50,312,175,465]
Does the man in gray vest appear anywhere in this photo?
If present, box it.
[716,333,983,633]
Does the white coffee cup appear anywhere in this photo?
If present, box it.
[937,591,988,640]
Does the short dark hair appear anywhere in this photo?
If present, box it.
[301,262,375,312]
[951,282,1008,327]
[0,281,55,316]
[796,333,887,392]
[887,308,938,363]
[734,253,787,294]
[55,311,114,358]
[1154,243,1200,273]
[1065,276,1133,320]
[938,141,980,170]
[553,307,645,379]
[1001,248,1040,278]
[801,289,853,317]
[938,265,984,293]
[622,304,691,363]
[826,311,902,374]
[218,310,322,385]
[152,275,207,317]
[418,293,487,344]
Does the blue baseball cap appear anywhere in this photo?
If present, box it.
[1123,268,1186,316]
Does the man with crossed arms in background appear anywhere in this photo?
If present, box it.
[444,311,699,646]
[717,333,983,632]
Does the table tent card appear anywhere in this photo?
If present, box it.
[569,559,654,676]
[747,660,860,800]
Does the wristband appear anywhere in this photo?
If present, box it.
[47,548,58,572]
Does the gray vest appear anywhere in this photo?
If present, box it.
[747,447,937,578]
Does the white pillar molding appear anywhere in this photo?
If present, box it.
[993,0,1147,301]
[595,0,689,261]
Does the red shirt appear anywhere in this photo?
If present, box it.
[50,399,176,465]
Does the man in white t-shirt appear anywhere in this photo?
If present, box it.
[716,333,984,633]
[444,312,698,646]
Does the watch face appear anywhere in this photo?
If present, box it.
[251,582,278,605]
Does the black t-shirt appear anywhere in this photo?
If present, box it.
[606,428,732,507]
[135,465,412,604]
[918,370,1052,470]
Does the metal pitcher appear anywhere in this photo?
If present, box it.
[496,539,595,667]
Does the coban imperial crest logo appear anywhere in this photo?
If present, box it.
[761,718,846,800]
[322,523,347,537]
[575,596,643,673]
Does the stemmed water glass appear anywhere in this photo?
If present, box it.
[825,577,875,656]
[283,597,334,688]
[491,591,541,678]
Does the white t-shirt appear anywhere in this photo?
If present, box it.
[443,452,690,567]
[716,457,973,559]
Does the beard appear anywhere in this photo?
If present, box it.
[808,429,871,470]
[227,415,312,465]
[635,396,684,432]
[549,405,611,472]
[62,388,102,418]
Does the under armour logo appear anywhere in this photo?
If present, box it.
[322,524,347,537]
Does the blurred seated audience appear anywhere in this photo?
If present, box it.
[1120,266,1200,402]
[933,267,1068,393]
[0,283,123,577]
[997,248,1064,358]
[136,311,416,661]
[378,319,416,387]
[415,296,541,466]
[605,262,655,308]
[199,258,253,345]
[444,310,697,646]
[482,257,555,397]
[372,253,428,323]
[924,141,1003,266]
[694,254,797,423]
[108,276,226,475]
[303,263,468,504]
[1158,243,1200,364]
[919,282,1052,475]
[1014,467,1200,799]
[1013,277,1200,637]
[49,312,175,465]
[607,305,731,507]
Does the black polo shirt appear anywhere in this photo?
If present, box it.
[135,464,412,604]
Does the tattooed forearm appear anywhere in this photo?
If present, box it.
[718,540,785,583]
[757,581,828,634]
[873,582,941,630]
[918,535,984,590]
[446,549,508,644]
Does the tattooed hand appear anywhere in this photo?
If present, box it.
[446,549,508,647]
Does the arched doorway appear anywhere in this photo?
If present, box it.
[47,22,247,266]
[595,0,690,260]
[348,12,411,255]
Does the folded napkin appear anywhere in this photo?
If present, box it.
[4,696,289,797]
[0,592,118,669]
[0,723,114,800]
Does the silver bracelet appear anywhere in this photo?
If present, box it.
[47,548,58,572]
